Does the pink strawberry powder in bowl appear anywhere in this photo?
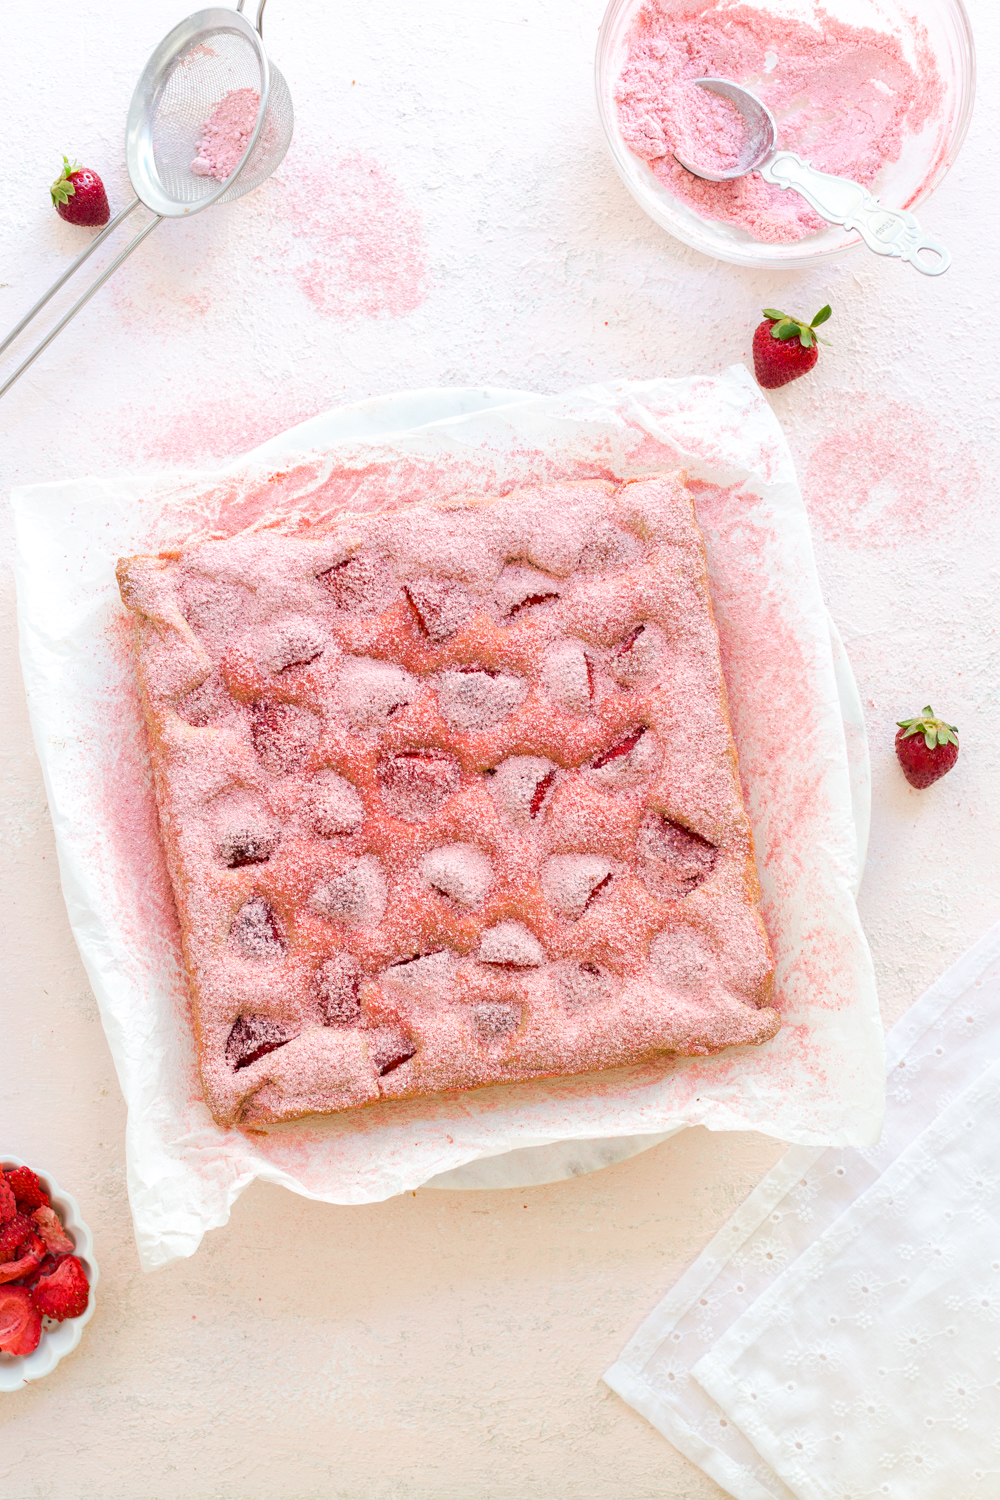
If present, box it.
[596,0,975,268]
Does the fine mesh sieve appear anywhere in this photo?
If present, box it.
[0,2,294,399]
[128,6,293,214]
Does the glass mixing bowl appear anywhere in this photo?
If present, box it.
[595,0,976,270]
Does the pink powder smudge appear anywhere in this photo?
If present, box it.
[191,88,260,181]
[615,1,943,243]
[90,619,190,1017]
[693,480,850,1022]
[801,393,981,548]
[275,149,427,320]
[112,391,326,468]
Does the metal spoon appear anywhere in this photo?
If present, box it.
[674,77,950,276]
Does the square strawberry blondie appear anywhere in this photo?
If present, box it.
[117,473,777,1126]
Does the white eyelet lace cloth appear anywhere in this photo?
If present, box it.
[605,920,1000,1500]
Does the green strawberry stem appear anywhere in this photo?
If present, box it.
[896,705,959,751]
[50,156,81,206]
[762,304,832,350]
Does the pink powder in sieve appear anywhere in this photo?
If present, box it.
[191,88,261,181]
[615,2,944,243]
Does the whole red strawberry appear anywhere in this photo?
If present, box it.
[50,157,110,227]
[752,305,832,389]
[895,705,959,789]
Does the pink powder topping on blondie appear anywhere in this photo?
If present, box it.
[117,474,778,1127]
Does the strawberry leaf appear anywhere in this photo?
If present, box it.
[50,156,81,206]
[772,320,800,341]
[896,705,959,747]
[811,304,832,327]
[762,308,786,320]
[798,327,815,349]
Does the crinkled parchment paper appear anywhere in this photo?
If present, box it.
[12,371,882,1269]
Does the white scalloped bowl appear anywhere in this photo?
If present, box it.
[0,1157,98,1391]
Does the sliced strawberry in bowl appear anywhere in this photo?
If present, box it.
[32,1256,90,1322]
[5,1165,50,1213]
[31,1206,76,1257]
[0,1232,45,1285]
[0,1158,97,1390]
[0,1211,35,1260]
[17,1253,62,1291]
[0,1286,42,1358]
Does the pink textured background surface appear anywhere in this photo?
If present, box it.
[0,0,996,1495]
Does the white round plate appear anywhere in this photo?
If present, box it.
[0,1158,98,1391]
[244,386,871,1193]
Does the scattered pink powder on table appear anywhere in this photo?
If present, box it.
[112,391,326,467]
[801,393,982,548]
[110,142,426,352]
[191,88,261,181]
[275,149,427,321]
[615,1,943,243]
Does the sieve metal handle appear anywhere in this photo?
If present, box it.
[0,212,162,401]
[236,0,268,37]
[0,199,142,363]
